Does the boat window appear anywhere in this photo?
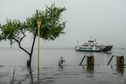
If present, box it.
[91,45,94,47]
[88,40,94,42]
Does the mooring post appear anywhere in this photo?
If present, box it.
[79,55,86,66]
[107,55,114,66]
[86,56,94,72]
[116,56,124,65]
[87,56,94,66]
[116,56,124,74]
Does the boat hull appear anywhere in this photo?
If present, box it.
[76,46,113,52]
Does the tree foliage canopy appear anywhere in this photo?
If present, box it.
[26,4,66,40]
[0,4,66,46]
[0,19,27,45]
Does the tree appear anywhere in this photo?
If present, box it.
[0,4,66,67]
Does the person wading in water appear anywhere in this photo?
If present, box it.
[58,56,65,66]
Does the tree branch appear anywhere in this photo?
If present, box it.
[13,38,30,56]
[20,30,26,42]
[20,34,25,42]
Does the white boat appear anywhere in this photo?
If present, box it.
[75,40,113,52]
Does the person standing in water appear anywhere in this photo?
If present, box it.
[58,56,65,66]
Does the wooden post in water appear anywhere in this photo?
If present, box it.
[79,55,86,66]
[107,55,114,66]
[87,56,94,66]
[116,56,124,75]
[86,56,94,72]
[116,56,124,65]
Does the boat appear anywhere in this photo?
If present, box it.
[75,40,113,52]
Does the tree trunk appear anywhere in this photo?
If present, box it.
[14,29,37,67]
[27,28,37,67]
[27,54,32,67]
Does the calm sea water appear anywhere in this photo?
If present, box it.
[0,47,126,84]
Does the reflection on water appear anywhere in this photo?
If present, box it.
[27,67,34,84]
[116,64,124,75]
[37,67,40,84]
[0,48,126,84]
[58,65,64,71]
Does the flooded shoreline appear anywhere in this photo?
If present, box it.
[0,48,126,84]
[0,65,125,84]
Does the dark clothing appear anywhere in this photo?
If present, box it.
[58,59,64,66]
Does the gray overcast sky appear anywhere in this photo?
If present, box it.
[0,0,126,48]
